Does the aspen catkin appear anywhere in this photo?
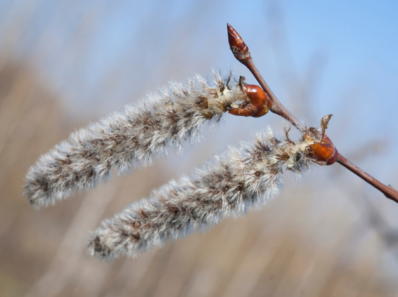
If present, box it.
[25,72,250,209]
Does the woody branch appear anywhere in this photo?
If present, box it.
[227,23,398,204]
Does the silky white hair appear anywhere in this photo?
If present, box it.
[25,72,249,209]
[88,127,318,261]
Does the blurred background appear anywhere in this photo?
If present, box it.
[1,0,398,296]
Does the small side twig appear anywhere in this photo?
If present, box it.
[227,23,304,131]
[227,23,398,204]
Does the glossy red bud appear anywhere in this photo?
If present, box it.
[228,83,272,118]
[308,135,339,165]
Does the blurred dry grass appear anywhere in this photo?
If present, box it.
[1,1,398,297]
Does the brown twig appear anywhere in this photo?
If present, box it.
[337,155,398,203]
[227,24,304,131]
[227,23,398,203]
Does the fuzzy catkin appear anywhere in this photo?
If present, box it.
[88,127,318,260]
[25,72,249,209]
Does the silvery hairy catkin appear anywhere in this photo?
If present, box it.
[25,72,250,209]
[88,127,319,260]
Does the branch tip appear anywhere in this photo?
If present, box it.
[227,23,250,62]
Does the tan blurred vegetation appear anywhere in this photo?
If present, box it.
[1,1,398,297]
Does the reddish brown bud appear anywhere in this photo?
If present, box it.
[227,23,250,62]
[243,84,271,117]
[228,79,272,118]
[308,135,339,165]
